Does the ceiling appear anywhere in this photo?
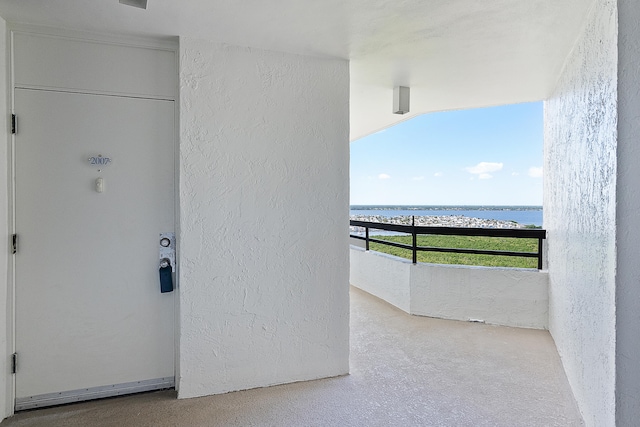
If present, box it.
[0,0,594,140]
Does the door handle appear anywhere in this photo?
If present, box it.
[159,258,173,293]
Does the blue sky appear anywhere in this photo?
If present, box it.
[350,102,543,206]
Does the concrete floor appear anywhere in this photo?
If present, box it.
[1,286,583,427]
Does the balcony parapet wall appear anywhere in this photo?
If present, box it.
[350,246,548,329]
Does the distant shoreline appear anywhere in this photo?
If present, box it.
[350,205,543,228]
[350,214,535,230]
[350,205,542,211]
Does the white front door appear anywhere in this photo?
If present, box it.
[14,88,176,410]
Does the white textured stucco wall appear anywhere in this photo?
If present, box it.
[410,262,548,329]
[350,247,411,312]
[350,247,548,329]
[544,1,618,425]
[616,0,640,424]
[178,39,350,398]
[0,17,10,420]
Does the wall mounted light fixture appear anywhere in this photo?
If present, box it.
[393,86,410,114]
[119,0,148,9]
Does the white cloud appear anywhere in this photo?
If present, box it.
[466,162,504,174]
[479,173,493,180]
[512,172,519,176]
[412,176,425,181]
[434,172,443,177]
[528,166,543,178]
[378,173,391,180]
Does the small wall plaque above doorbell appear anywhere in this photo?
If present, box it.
[88,155,112,167]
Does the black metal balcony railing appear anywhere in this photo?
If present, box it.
[350,219,547,269]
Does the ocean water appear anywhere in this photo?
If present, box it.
[350,205,543,227]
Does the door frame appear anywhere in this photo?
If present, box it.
[6,25,180,414]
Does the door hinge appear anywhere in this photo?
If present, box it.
[11,353,17,374]
[11,114,16,134]
[11,234,17,254]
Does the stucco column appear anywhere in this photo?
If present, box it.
[615,0,640,424]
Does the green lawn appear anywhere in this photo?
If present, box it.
[368,234,539,268]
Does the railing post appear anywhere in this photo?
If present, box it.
[365,226,370,251]
[412,216,417,264]
[538,237,543,270]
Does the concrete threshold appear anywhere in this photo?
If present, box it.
[1,286,583,427]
